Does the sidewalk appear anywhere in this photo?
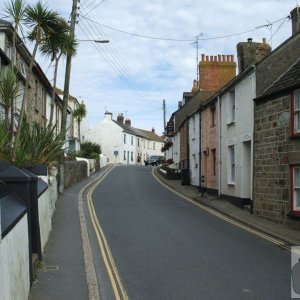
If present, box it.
[154,168,300,246]
[28,169,107,300]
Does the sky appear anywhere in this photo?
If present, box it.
[17,0,300,134]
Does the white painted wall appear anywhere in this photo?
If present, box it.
[0,215,30,300]
[38,175,58,252]
[220,71,255,199]
[84,114,124,164]
[100,154,107,168]
[123,132,136,165]
[0,32,6,51]
[172,132,180,166]
[189,113,200,186]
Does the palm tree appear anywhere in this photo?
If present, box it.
[73,101,86,144]
[4,0,25,134]
[39,19,78,125]
[14,1,60,151]
[0,65,21,131]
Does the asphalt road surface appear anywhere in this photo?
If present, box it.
[87,165,291,300]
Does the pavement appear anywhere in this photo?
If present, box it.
[28,165,300,300]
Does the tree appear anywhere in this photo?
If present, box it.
[73,101,86,144]
[14,1,60,152]
[0,65,21,131]
[4,0,25,134]
[39,19,78,124]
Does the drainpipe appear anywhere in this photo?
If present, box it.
[218,95,222,197]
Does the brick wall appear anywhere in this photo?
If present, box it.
[199,54,236,92]
[253,94,300,229]
[201,104,218,190]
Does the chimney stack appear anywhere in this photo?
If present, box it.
[104,111,113,120]
[125,118,131,126]
[151,128,155,133]
[236,38,271,73]
[291,7,300,35]
[117,113,124,124]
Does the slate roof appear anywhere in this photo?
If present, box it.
[112,120,164,142]
[174,91,214,132]
[255,57,300,101]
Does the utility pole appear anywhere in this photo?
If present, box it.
[196,36,199,82]
[61,0,78,139]
[163,99,166,133]
[59,0,78,193]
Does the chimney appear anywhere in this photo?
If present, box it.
[178,101,183,109]
[291,7,300,35]
[104,111,113,120]
[236,38,271,73]
[117,113,124,124]
[151,128,155,133]
[125,118,131,126]
[199,53,236,92]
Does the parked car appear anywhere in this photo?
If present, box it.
[144,155,165,166]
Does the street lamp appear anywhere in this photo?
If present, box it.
[78,39,110,43]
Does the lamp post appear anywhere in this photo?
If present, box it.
[78,39,110,43]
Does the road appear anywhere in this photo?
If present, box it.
[85,165,290,300]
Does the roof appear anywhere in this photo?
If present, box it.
[255,57,300,101]
[174,91,214,132]
[112,120,164,142]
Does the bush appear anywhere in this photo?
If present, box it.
[79,142,101,159]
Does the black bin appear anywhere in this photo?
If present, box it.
[181,168,190,185]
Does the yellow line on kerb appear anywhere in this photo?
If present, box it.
[87,165,129,300]
[152,169,297,253]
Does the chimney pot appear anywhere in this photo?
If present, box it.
[151,128,155,133]
[214,56,217,61]
[218,54,221,61]
[248,38,253,43]
[262,37,266,44]
[210,55,213,61]
[206,55,209,61]
[226,55,230,61]
[222,55,225,61]
[201,54,205,61]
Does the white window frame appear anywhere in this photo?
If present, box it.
[292,166,300,212]
[124,134,126,144]
[228,145,235,184]
[294,89,300,134]
[227,90,235,124]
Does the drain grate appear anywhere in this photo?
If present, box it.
[43,265,59,271]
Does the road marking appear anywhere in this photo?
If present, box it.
[87,165,129,300]
[152,169,297,253]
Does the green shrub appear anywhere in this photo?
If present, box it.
[80,141,101,159]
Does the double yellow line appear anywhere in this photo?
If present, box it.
[152,169,300,255]
[87,166,129,300]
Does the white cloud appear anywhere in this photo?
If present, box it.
[21,0,298,134]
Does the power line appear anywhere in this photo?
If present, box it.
[82,0,105,16]
[78,6,156,103]
[79,14,290,42]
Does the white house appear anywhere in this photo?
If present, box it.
[219,67,255,207]
[188,113,200,186]
[84,112,163,165]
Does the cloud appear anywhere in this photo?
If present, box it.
[23,0,297,134]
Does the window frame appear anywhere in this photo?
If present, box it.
[227,90,235,125]
[124,134,126,144]
[291,89,300,137]
[290,164,300,216]
[228,145,235,184]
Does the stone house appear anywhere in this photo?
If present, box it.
[0,20,62,130]
[253,9,300,228]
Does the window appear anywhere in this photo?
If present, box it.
[210,105,216,127]
[228,90,235,124]
[131,136,133,145]
[41,88,46,118]
[131,152,133,161]
[34,80,39,111]
[138,138,140,147]
[124,134,126,144]
[228,145,235,184]
[211,149,216,175]
[292,89,300,136]
[153,142,155,150]
[290,165,300,215]
[124,151,126,160]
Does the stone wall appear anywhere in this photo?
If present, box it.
[64,161,88,189]
[179,123,188,169]
[253,94,300,229]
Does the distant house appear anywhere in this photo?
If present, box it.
[84,112,164,165]
[253,8,300,228]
